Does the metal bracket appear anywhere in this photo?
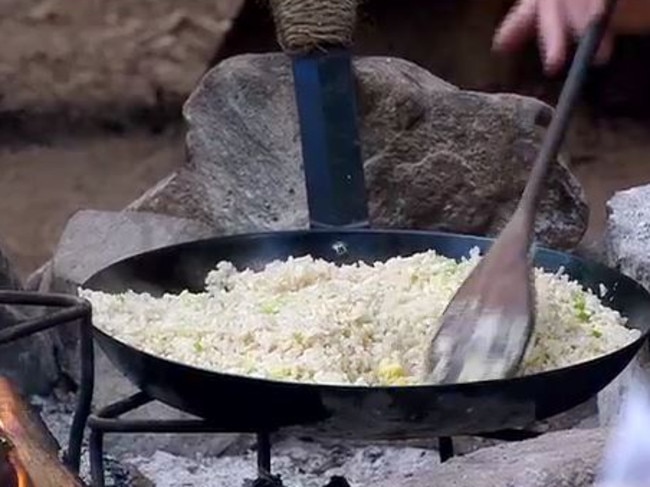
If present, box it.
[291,48,369,229]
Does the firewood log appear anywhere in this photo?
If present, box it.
[0,378,85,487]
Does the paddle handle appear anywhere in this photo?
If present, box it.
[268,0,358,53]
[268,0,369,229]
[517,0,619,221]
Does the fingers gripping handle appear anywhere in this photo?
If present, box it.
[269,0,358,53]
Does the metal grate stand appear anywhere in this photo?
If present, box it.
[0,289,467,486]
[87,392,277,487]
[85,389,544,486]
[0,291,95,474]
[0,290,546,485]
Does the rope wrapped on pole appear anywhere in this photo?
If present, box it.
[269,0,358,53]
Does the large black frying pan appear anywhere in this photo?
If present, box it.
[84,0,650,440]
[84,229,650,439]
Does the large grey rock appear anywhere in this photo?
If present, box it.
[34,209,254,459]
[0,241,59,395]
[130,53,588,250]
[376,428,609,487]
[31,208,218,294]
[599,185,650,426]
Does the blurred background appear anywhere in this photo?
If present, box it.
[2,0,650,278]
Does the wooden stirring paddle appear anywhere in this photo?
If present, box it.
[424,0,620,385]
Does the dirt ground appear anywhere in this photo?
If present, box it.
[570,117,650,244]
[1,0,650,279]
[0,0,240,277]
[0,0,241,113]
[0,129,184,275]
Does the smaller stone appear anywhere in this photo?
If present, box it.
[375,428,609,487]
[51,209,215,286]
[24,262,51,292]
[0,241,59,395]
[39,209,216,383]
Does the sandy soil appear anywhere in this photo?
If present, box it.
[570,118,650,243]
[0,129,184,276]
[0,0,240,277]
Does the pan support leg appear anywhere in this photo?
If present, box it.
[89,429,105,487]
[435,430,544,465]
[257,432,272,475]
[65,313,95,473]
[438,437,454,463]
[87,392,154,487]
[87,392,272,486]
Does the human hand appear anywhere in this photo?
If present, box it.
[493,0,614,76]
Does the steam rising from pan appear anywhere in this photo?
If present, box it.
[597,362,650,486]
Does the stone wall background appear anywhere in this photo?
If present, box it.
[1,0,650,277]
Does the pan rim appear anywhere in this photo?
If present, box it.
[92,324,646,392]
[83,228,650,392]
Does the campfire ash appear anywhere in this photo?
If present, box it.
[30,392,442,487]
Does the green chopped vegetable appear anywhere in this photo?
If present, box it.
[260,299,282,315]
[292,332,304,344]
[592,329,603,339]
[194,341,205,353]
[573,293,592,323]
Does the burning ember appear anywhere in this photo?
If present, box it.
[0,433,32,487]
[0,378,84,487]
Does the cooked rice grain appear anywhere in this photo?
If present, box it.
[81,249,640,386]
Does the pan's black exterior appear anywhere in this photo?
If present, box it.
[85,230,650,439]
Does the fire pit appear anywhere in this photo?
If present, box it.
[0,263,647,487]
[0,291,91,486]
[70,1,650,483]
[0,292,580,487]
[0,289,478,486]
[79,230,650,486]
